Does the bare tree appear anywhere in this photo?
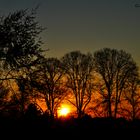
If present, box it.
[94,48,138,118]
[121,73,140,120]
[61,51,94,118]
[29,57,66,119]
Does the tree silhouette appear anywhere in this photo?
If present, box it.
[0,81,9,113]
[0,9,44,69]
[29,57,66,119]
[121,73,140,120]
[1,7,140,130]
[62,51,94,118]
[94,48,138,118]
[25,103,42,119]
[0,9,45,117]
[15,76,33,115]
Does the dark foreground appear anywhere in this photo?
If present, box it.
[0,116,139,139]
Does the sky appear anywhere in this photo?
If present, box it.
[0,0,140,66]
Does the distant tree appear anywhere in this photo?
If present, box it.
[94,48,138,118]
[90,82,111,117]
[121,73,140,120]
[29,57,66,119]
[62,51,94,118]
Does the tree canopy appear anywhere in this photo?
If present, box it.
[0,9,44,69]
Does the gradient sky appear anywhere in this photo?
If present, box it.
[0,0,140,66]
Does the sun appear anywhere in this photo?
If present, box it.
[60,108,69,116]
[58,105,70,117]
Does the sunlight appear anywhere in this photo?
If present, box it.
[60,108,69,116]
[58,105,70,117]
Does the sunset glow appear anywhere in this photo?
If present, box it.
[58,105,70,117]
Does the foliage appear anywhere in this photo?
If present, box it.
[0,8,140,121]
[0,9,44,69]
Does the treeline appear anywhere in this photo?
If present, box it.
[0,8,139,122]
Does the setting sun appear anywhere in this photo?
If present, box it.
[58,105,70,117]
[60,108,69,116]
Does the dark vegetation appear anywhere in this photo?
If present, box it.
[0,8,140,136]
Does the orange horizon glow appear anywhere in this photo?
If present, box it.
[57,104,70,117]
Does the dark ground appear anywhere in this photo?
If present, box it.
[0,116,139,139]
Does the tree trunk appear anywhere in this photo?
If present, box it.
[108,92,112,118]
